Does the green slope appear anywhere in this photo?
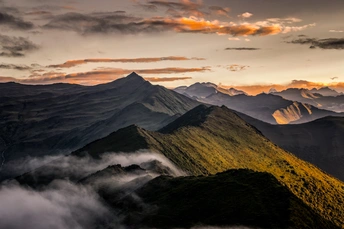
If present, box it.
[131,169,337,229]
[237,114,344,181]
[74,105,344,227]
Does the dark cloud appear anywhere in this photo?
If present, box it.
[225,47,260,51]
[208,6,230,17]
[287,37,344,50]
[43,11,305,37]
[0,11,34,30]
[226,64,250,72]
[44,12,146,34]
[0,63,32,70]
[136,4,158,12]
[147,0,206,17]
[0,34,39,57]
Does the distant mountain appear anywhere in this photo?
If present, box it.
[0,72,199,180]
[176,84,343,124]
[18,105,344,228]
[310,87,342,97]
[273,88,344,113]
[236,113,344,181]
[174,82,246,98]
[65,105,344,227]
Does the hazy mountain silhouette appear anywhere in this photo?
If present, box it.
[272,88,344,113]
[0,72,199,180]
[175,83,343,124]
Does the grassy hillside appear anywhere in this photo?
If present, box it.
[74,105,344,227]
[237,113,344,181]
[132,169,337,229]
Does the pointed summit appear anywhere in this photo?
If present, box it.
[127,72,145,80]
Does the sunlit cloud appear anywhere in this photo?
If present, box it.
[238,12,253,19]
[48,56,205,68]
[0,67,210,85]
[226,64,250,72]
[144,76,192,82]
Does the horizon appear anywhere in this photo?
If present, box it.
[0,0,343,94]
[2,71,343,95]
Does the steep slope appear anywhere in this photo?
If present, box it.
[273,88,344,113]
[236,114,344,181]
[175,84,343,124]
[130,169,337,229]
[0,72,199,180]
[73,105,344,227]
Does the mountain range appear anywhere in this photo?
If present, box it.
[17,104,344,228]
[272,88,344,113]
[175,83,344,124]
[0,72,199,180]
[3,73,344,228]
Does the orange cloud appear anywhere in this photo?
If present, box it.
[2,67,209,85]
[226,64,250,72]
[144,76,192,82]
[48,56,205,68]
[144,16,311,37]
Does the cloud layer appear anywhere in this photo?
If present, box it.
[48,56,205,68]
[0,34,38,57]
[287,37,344,49]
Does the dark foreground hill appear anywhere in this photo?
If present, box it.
[129,169,337,229]
[68,105,344,227]
[0,73,199,180]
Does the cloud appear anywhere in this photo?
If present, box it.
[148,0,207,17]
[238,12,253,19]
[287,37,344,49]
[0,151,185,229]
[0,11,34,30]
[225,47,260,51]
[25,10,52,16]
[228,37,240,41]
[0,181,114,229]
[0,63,32,70]
[6,151,185,180]
[226,64,250,72]
[0,34,39,57]
[48,56,205,68]
[329,30,343,33]
[43,10,313,38]
[144,76,192,82]
[1,67,210,85]
[208,6,230,17]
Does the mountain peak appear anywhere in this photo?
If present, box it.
[159,105,243,134]
[127,72,145,80]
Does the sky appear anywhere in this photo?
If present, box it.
[0,0,343,94]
